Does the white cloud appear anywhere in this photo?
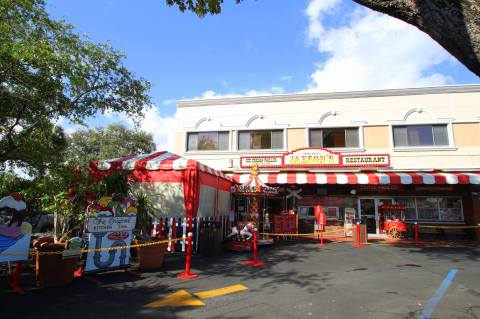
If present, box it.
[195,86,285,100]
[140,107,177,152]
[161,99,175,106]
[305,0,452,92]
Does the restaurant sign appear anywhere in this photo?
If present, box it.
[240,148,390,168]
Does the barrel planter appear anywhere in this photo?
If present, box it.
[34,240,79,287]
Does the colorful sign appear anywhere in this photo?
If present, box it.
[0,194,32,263]
[84,196,137,273]
[240,148,390,169]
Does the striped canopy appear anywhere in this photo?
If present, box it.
[231,171,480,185]
[90,151,233,182]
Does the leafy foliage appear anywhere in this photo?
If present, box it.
[65,124,156,170]
[0,0,152,174]
[166,0,242,16]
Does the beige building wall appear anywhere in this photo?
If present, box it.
[453,123,480,147]
[363,126,390,149]
[173,132,185,154]
[287,128,306,151]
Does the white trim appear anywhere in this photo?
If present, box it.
[177,85,480,107]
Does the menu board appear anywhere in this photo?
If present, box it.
[344,208,356,237]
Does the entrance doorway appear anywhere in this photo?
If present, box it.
[358,198,393,235]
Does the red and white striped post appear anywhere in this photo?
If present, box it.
[244,229,265,267]
[177,232,198,279]
[414,222,420,247]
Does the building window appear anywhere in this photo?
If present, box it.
[309,128,359,148]
[393,197,463,222]
[392,124,449,147]
[187,131,229,151]
[326,207,339,219]
[238,130,283,150]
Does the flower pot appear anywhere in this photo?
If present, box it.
[34,241,79,287]
[136,240,167,270]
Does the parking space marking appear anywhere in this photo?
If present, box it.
[418,268,459,319]
[195,284,248,299]
[144,284,248,308]
[145,290,205,308]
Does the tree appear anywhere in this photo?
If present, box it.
[166,0,480,77]
[65,124,156,169]
[0,0,152,175]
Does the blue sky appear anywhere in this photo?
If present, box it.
[46,0,479,149]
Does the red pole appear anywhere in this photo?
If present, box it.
[319,228,326,246]
[414,222,420,247]
[352,222,365,248]
[9,261,25,294]
[177,232,198,279]
[244,229,265,267]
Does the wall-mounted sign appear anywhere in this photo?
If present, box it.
[240,156,283,168]
[240,148,390,169]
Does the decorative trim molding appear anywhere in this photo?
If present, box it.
[177,85,480,107]
[193,117,211,129]
[245,114,264,127]
[318,111,338,125]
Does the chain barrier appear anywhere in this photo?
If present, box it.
[417,225,480,229]
[1,238,184,257]
[258,228,345,237]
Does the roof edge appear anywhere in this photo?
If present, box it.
[177,84,480,107]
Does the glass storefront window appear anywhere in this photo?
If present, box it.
[416,198,440,220]
[439,198,463,221]
[394,198,417,220]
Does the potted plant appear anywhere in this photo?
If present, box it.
[130,187,167,270]
[34,167,92,287]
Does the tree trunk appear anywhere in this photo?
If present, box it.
[353,0,480,77]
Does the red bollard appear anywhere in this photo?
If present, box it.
[244,230,265,267]
[177,232,198,279]
[319,228,326,247]
[10,261,25,294]
[352,222,366,248]
[414,222,421,247]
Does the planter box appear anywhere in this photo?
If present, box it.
[136,240,167,270]
[34,241,79,287]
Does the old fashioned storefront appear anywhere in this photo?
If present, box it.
[231,148,479,236]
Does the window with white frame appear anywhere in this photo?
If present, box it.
[238,130,283,150]
[309,128,359,148]
[392,124,449,147]
[187,131,229,151]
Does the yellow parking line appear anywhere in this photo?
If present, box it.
[194,284,248,299]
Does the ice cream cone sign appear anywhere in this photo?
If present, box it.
[0,193,32,262]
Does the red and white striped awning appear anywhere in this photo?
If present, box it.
[231,171,480,185]
[90,151,233,181]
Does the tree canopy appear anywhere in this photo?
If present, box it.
[65,124,156,169]
[0,0,152,175]
[166,0,480,78]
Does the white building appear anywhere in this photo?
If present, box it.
[174,85,480,238]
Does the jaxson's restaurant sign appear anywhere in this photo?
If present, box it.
[240,148,390,168]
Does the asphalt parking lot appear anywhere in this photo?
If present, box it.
[1,240,479,319]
